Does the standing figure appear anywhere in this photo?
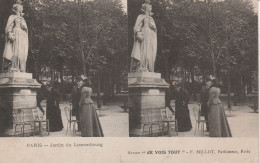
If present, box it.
[130,1,157,72]
[46,82,63,132]
[207,87,232,137]
[2,0,28,72]
[200,85,209,131]
[175,83,192,132]
[165,80,178,114]
[199,79,212,132]
[79,79,104,137]
[71,77,84,131]
[36,81,49,115]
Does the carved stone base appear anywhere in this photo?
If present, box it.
[128,72,169,137]
[0,72,41,136]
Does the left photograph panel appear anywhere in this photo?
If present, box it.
[0,0,128,137]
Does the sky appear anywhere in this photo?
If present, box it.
[121,0,127,13]
[250,0,257,12]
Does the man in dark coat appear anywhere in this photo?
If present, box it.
[200,77,214,132]
[200,84,209,131]
[165,80,178,114]
[71,76,84,131]
[37,82,49,115]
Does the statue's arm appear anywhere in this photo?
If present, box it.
[134,16,144,34]
[6,21,15,41]
[149,18,156,31]
[21,18,28,32]
[134,16,144,41]
[7,22,14,33]
[136,22,143,33]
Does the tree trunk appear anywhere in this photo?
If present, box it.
[103,73,109,105]
[164,55,169,83]
[110,74,115,97]
[71,66,75,83]
[227,68,231,109]
[51,69,55,86]
[97,72,101,108]
[184,69,187,82]
[212,61,216,78]
[242,74,246,98]
[60,68,64,100]
[82,59,86,76]
[32,56,39,82]
[191,69,196,100]
[202,70,207,83]
[248,79,252,94]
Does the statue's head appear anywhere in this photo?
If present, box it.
[12,1,23,14]
[145,0,151,4]
[141,3,152,15]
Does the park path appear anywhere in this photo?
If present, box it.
[41,101,129,137]
[176,103,259,137]
[39,101,258,137]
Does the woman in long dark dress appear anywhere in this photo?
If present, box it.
[79,79,104,137]
[175,84,192,132]
[46,83,63,132]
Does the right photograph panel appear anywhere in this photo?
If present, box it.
[127,0,258,137]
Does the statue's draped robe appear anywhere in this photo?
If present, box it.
[3,14,28,72]
[130,14,157,72]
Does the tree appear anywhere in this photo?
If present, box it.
[131,0,258,103]
[21,0,128,103]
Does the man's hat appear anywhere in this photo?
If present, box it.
[206,75,215,82]
[80,75,87,81]
[76,75,87,82]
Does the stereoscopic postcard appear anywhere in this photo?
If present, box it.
[0,0,258,162]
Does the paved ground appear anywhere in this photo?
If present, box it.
[174,102,259,137]
[40,101,129,137]
[38,100,258,137]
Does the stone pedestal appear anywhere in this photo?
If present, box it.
[128,72,169,137]
[0,72,41,136]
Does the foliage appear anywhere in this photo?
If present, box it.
[21,0,127,95]
[147,0,257,89]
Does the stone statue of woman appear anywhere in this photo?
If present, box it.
[130,1,157,72]
[2,0,29,72]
